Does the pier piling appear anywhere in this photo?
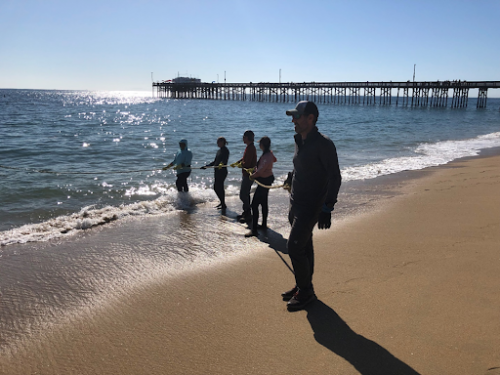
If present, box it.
[477,88,488,108]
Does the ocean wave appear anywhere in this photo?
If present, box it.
[341,132,500,181]
[0,188,216,246]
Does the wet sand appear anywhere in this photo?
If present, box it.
[1,153,500,374]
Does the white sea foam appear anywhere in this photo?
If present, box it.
[0,187,216,246]
[342,132,500,181]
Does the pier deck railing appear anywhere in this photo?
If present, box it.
[153,81,500,108]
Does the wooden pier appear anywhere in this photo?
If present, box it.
[153,80,500,109]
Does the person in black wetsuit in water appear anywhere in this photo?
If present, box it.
[202,137,230,210]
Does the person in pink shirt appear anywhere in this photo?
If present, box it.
[245,136,277,237]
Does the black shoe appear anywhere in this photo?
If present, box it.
[237,211,249,218]
[281,286,298,301]
[287,291,317,311]
[244,230,258,238]
[257,224,267,230]
[239,215,251,223]
[217,204,227,210]
[215,203,222,209]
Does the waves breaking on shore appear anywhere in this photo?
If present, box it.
[2,131,500,246]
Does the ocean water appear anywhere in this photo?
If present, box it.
[1,89,500,246]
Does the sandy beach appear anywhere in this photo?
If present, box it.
[1,152,500,375]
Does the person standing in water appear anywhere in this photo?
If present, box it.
[246,136,276,237]
[202,137,230,210]
[236,130,257,222]
[165,139,193,192]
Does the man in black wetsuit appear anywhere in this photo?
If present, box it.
[283,101,342,311]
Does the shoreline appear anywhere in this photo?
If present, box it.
[2,128,500,241]
[1,150,500,374]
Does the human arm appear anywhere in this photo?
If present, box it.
[283,171,293,192]
[214,147,229,167]
[204,151,218,169]
[320,140,342,210]
[237,148,246,165]
[317,140,342,230]
[163,153,177,170]
[251,152,275,179]
[241,144,257,169]
[208,147,229,169]
[162,162,174,170]
[171,150,192,170]
[250,160,266,179]
[318,205,333,229]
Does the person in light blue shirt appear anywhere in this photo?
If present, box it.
[166,139,193,192]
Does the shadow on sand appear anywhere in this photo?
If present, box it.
[245,217,419,374]
[249,220,418,374]
[305,300,420,375]
[257,228,295,275]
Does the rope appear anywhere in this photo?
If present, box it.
[252,179,286,190]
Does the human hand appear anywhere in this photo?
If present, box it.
[318,211,331,230]
[200,166,207,170]
[283,172,293,192]
[249,175,255,181]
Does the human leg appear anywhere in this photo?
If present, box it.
[175,175,183,192]
[176,172,190,192]
[250,186,265,232]
[286,207,319,311]
[214,169,227,207]
[287,206,319,293]
[259,175,273,228]
[239,174,253,216]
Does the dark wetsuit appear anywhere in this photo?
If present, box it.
[239,143,257,215]
[206,146,230,206]
[287,126,342,293]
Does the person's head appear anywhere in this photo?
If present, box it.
[259,136,271,153]
[179,139,187,150]
[286,101,319,139]
[242,130,254,144]
[217,137,228,148]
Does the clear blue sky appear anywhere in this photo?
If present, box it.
[1,0,499,91]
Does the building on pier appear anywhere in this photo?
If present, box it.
[153,80,500,109]
[172,77,201,84]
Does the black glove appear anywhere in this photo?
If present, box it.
[318,211,331,230]
[200,166,207,170]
